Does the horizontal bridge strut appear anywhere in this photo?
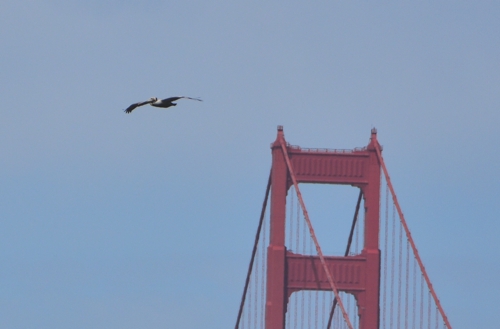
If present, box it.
[286,251,366,294]
[289,150,370,186]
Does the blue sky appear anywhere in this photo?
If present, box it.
[1,1,499,328]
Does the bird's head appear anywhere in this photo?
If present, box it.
[149,97,158,102]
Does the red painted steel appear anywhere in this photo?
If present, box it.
[265,127,288,329]
[286,252,366,292]
[265,126,382,329]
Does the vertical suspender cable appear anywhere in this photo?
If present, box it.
[261,209,267,329]
[383,183,389,329]
[390,204,396,329]
[347,294,351,328]
[300,208,305,329]
[254,220,264,328]
[295,199,300,329]
[254,233,259,327]
[308,237,313,329]
[436,306,439,329]
[234,170,271,329]
[420,275,424,329]
[405,240,410,329]
[427,291,431,329]
[307,236,310,329]
[397,221,403,328]
[289,188,293,249]
[287,190,294,328]
[323,292,327,328]
[412,257,417,329]
[315,291,319,329]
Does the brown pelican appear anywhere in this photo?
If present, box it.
[124,96,202,113]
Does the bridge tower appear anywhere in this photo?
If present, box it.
[235,126,452,329]
[265,126,381,329]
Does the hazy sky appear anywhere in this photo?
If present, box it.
[1,1,499,328]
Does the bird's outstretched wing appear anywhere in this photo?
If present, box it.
[124,99,155,113]
[181,96,202,102]
[163,96,203,103]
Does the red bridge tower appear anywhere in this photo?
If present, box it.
[265,126,381,329]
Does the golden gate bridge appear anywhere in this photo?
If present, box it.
[234,126,451,329]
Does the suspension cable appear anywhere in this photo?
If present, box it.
[383,183,389,329]
[374,144,452,329]
[390,204,396,329]
[405,239,410,329]
[420,274,424,329]
[234,170,272,329]
[294,197,300,329]
[261,208,266,329]
[412,257,417,329]
[397,218,403,328]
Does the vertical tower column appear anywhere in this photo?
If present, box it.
[358,129,381,329]
[265,127,288,329]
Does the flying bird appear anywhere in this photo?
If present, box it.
[124,96,202,113]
